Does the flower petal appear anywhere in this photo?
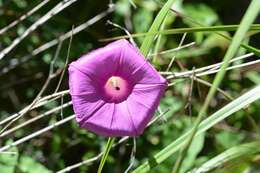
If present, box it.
[69,41,123,83]
[68,65,100,96]
[81,103,115,136]
[110,101,137,136]
[71,94,105,123]
[68,39,167,137]
[118,40,166,85]
[125,83,167,133]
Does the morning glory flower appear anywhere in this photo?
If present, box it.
[68,39,167,136]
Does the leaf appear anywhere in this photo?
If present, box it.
[133,8,153,43]
[182,3,218,26]
[0,140,19,173]
[216,131,245,149]
[191,140,260,173]
[18,155,53,173]
[182,3,219,44]
[97,137,115,173]
[173,1,260,172]
[132,85,260,173]
[180,133,205,173]
[140,0,176,57]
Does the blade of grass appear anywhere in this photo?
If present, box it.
[101,24,260,56]
[191,140,260,173]
[152,13,168,64]
[101,24,260,40]
[132,85,260,173]
[168,8,260,57]
[139,0,176,57]
[172,1,260,172]
[97,137,115,173]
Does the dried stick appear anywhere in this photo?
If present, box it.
[148,42,196,57]
[56,109,170,173]
[0,7,114,76]
[164,53,255,79]
[0,0,79,61]
[0,90,69,126]
[0,101,72,138]
[0,115,75,152]
[55,25,74,93]
[0,0,51,35]
[161,53,254,76]
[166,33,187,71]
[0,39,64,134]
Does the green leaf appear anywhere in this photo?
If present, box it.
[140,0,176,56]
[191,140,260,173]
[216,131,245,149]
[179,133,205,173]
[97,137,115,173]
[0,140,18,173]
[132,85,260,173]
[102,24,260,56]
[182,3,219,44]
[133,8,153,43]
[18,155,53,173]
[173,1,260,172]
[182,3,218,26]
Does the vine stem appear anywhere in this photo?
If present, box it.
[97,137,116,173]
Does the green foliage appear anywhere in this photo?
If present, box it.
[0,141,18,173]
[216,131,245,149]
[0,0,259,173]
[18,156,53,173]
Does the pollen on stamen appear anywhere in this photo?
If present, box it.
[104,76,130,103]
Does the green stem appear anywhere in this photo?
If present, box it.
[97,137,115,173]
[172,0,260,172]
[140,0,176,57]
[101,24,260,41]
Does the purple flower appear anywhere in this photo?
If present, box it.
[68,39,167,136]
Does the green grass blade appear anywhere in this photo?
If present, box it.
[172,1,260,172]
[101,24,260,56]
[169,8,260,57]
[152,15,167,64]
[101,24,260,40]
[140,0,175,57]
[192,140,260,173]
[97,137,115,173]
[132,85,260,173]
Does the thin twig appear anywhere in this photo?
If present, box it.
[0,101,72,138]
[0,0,79,61]
[164,53,256,79]
[0,115,75,152]
[0,39,64,134]
[124,137,136,173]
[148,42,195,57]
[107,20,137,47]
[193,77,233,100]
[0,0,51,35]
[55,25,74,93]
[161,53,254,76]
[0,7,115,76]
[185,67,195,119]
[166,33,187,71]
[56,109,170,173]
[0,90,69,126]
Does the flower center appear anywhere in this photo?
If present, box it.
[104,76,130,103]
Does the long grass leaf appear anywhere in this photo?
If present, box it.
[140,0,176,56]
[172,1,260,172]
[101,24,260,40]
[191,140,260,173]
[97,137,115,173]
[132,85,260,173]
